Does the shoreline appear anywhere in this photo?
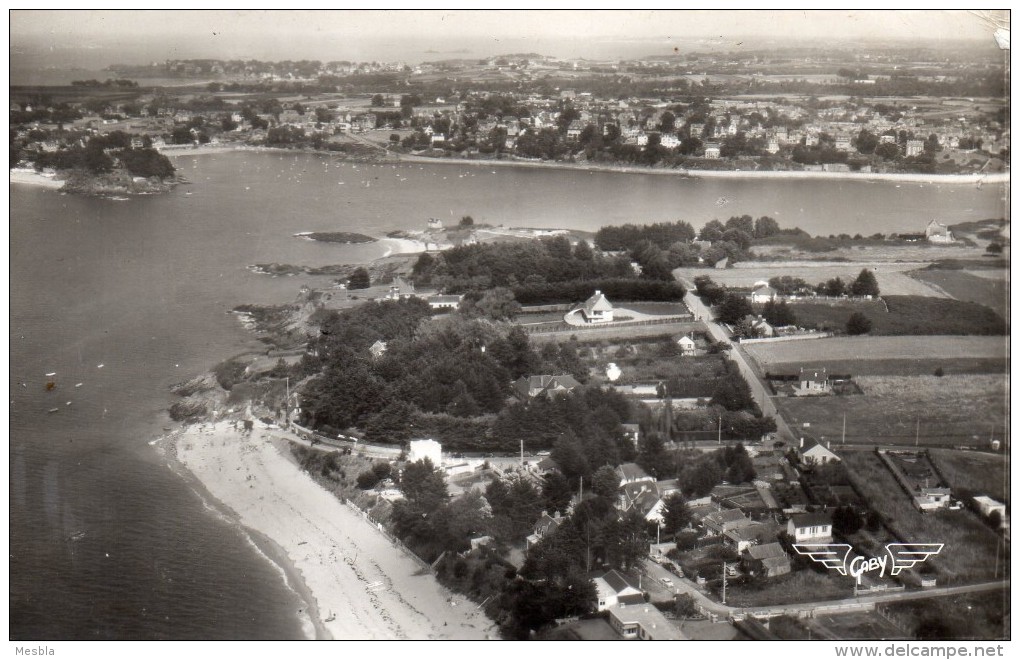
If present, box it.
[155,142,1009,184]
[379,237,428,257]
[169,419,496,640]
[9,168,64,189]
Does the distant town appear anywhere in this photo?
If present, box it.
[10,44,1009,188]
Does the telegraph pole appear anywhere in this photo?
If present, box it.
[285,376,290,428]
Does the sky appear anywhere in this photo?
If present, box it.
[10,9,1006,68]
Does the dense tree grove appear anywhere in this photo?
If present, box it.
[594,220,697,251]
[298,301,642,452]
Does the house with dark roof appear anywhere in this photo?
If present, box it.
[795,368,831,396]
[743,541,791,578]
[514,374,581,399]
[593,569,645,611]
[580,290,614,323]
[616,462,654,487]
[703,508,754,534]
[787,511,833,543]
[526,511,564,549]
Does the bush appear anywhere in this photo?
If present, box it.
[846,312,873,335]
[511,278,685,305]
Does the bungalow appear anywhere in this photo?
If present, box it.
[580,290,614,323]
[428,294,462,311]
[925,220,955,244]
[514,374,581,399]
[676,335,697,356]
[799,436,841,465]
[795,368,831,396]
[386,277,417,301]
[594,570,645,611]
[526,511,564,549]
[743,542,791,578]
[787,511,833,543]
[724,523,767,553]
[369,340,388,358]
[915,487,952,512]
[616,462,655,487]
[742,315,775,338]
[607,603,684,640]
[750,285,779,304]
[703,508,754,535]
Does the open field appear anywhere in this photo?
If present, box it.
[774,375,1007,447]
[928,449,1009,504]
[759,358,1005,377]
[721,568,852,608]
[907,268,1009,318]
[809,611,911,640]
[881,590,1009,640]
[786,296,1006,335]
[839,451,1004,584]
[676,263,950,297]
[750,240,990,263]
[745,336,1007,368]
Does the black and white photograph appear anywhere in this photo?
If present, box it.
[8,8,1011,649]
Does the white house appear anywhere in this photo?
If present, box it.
[676,335,697,356]
[787,511,833,543]
[608,604,684,640]
[369,340,388,358]
[428,294,462,311]
[593,570,645,611]
[925,220,955,244]
[704,144,722,159]
[750,285,779,304]
[800,437,841,465]
[580,290,614,323]
[408,439,442,466]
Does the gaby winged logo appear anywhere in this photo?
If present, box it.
[792,543,943,583]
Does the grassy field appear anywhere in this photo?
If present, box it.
[675,263,949,297]
[882,590,1009,640]
[907,268,1009,318]
[787,296,1006,336]
[774,375,1007,447]
[928,449,1009,503]
[760,357,1005,377]
[744,336,1007,368]
[810,611,911,640]
[722,568,852,608]
[839,451,1003,583]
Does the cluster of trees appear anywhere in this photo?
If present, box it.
[29,131,175,179]
[637,436,759,497]
[594,220,696,253]
[298,302,640,451]
[815,269,881,298]
[410,236,634,291]
[70,78,139,88]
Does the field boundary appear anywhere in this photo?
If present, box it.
[738,332,833,345]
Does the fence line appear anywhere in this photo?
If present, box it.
[524,315,694,334]
[343,500,432,573]
[738,332,833,345]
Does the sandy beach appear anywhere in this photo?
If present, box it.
[379,237,428,257]
[173,420,496,640]
[9,168,65,189]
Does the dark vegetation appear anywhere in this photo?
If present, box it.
[296,300,640,452]
[30,130,175,179]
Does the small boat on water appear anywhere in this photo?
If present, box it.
[48,408,59,413]
[46,372,57,377]
[324,611,336,623]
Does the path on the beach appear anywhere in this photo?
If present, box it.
[176,421,496,640]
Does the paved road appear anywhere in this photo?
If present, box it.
[679,280,797,444]
[640,558,1008,619]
